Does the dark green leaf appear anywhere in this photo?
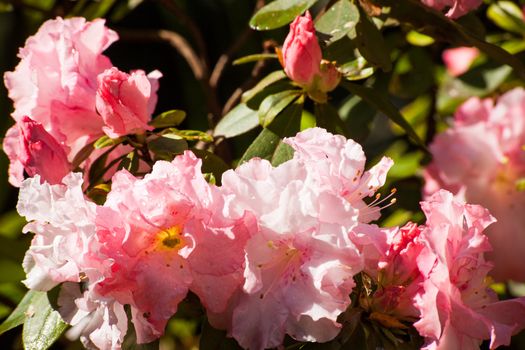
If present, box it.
[258,90,301,127]
[117,151,139,173]
[214,103,259,138]
[22,291,67,350]
[0,290,39,335]
[271,142,294,166]
[94,135,124,149]
[240,96,304,164]
[341,81,426,148]
[233,53,278,65]
[148,136,188,161]
[242,70,288,105]
[149,110,186,129]
[88,150,110,186]
[170,129,213,143]
[352,5,392,71]
[314,102,351,137]
[249,0,317,30]
[191,149,230,185]
[339,95,377,142]
[316,0,359,43]
[339,57,375,80]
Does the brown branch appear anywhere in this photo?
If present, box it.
[209,0,265,89]
[156,0,209,66]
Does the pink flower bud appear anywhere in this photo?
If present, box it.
[282,12,322,87]
[96,67,160,138]
[3,116,71,186]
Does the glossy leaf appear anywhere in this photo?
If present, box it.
[242,70,288,105]
[169,129,213,143]
[148,136,188,161]
[214,103,259,138]
[22,291,68,350]
[240,96,303,164]
[352,4,392,71]
[258,90,301,127]
[314,102,351,138]
[149,110,186,128]
[0,290,39,335]
[233,53,278,65]
[117,150,139,173]
[315,0,359,43]
[341,81,425,148]
[94,135,124,149]
[191,149,230,184]
[249,0,317,30]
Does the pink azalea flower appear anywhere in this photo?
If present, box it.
[421,0,483,18]
[96,68,161,138]
[215,128,393,349]
[442,47,480,76]
[424,88,525,281]
[94,151,253,343]
[414,190,525,349]
[4,17,117,153]
[3,116,71,186]
[284,127,394,222]
[17,173,99,291]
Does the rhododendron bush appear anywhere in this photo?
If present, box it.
[1,1,525,350]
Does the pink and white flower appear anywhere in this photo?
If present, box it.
[424,88,525,281]
[215,128,393,349]
[414,190,525,349]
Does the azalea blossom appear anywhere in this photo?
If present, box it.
[424,88,525,281]
[414,190,525,349]
[4,116,71,186]
[215,128,393,349]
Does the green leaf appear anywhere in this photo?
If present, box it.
[22,291,67,350]
[214,103,259,138]
[314,102,350,137]
[148,136,188,161]
[169,129,213,143]
[351,4,392,71]
[315,0,359,43]
[271,142,295,166]
[339,95,377,143]
[406,31,435,46]
[242,70,288,105]
[94,135,124,149]
[372,0,525,80]
[232,53,278,65]
[117,151,139,173]
[341,81,425,149]
[240,96,303,164]
[339,57,375,80]
[0,290,38,335]
[487,1,525,35]
[149,110,186,128]
[191,149,230,185]
[258,90,301,127]
[249,0,317,30]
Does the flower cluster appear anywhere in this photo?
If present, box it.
[3,17,161,187]
[5,16,525,350]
